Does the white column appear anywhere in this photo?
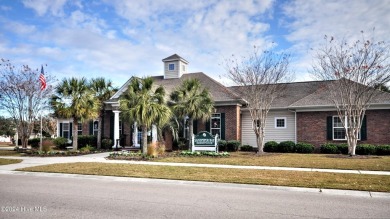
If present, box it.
[152,125,157,143]
[57,121,60,137]
[133,122,139,147]
[113,110,121,148]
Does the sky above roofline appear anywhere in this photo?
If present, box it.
[1,0,389,90]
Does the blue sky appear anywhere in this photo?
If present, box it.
[1,0,389,88]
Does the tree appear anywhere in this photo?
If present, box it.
[374,83,390,92]
[225,48,292,154]
[170,78,214,149]
[120,77,171,154]
[90,78,117,149]
[0,59,54,148]
[0,116,16,136]
[311,33,390,155]
[50,77,100,150]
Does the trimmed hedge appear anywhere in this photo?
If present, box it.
[218,140,227,151]
[54,137,69,149]
[264,141,278,152]
[78,135,97,148]
[226,140,241,152]
[278,141,295,153]
[320,143,339,154]
[294,142,314,153]
[376,145,390,155]
[240,145,254,152]
[28,138,41,149]
[356,144,376,155]
[101,138,113,149]
[320,143,390,155]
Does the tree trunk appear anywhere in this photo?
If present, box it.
[348,137,357,156]
[72,118,78,151]
[141,125,148,154]
[256,128,265,154]
[188,119,193,149]
[97,115,102,149]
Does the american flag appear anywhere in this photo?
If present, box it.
[39,65,46,91]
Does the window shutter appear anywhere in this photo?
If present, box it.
[221,113,225,140]
[89,121,93,135]
[59,123,63,138]
[69,122,73,139]
[361,116,367,141]
[193,120,198,135]
[206,119,210,132]
[110,113,114,140]
[326,116,333,140]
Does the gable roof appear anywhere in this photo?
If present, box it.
[229,80,390,109]
[107,72,246,105]
[162,54,189,64]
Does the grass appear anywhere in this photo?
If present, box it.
[0,150,22,156]
[0,158,22,165]
[18,162,390,192]
[155,152,390,171]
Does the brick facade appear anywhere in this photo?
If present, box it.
[297,109,390,147]
[196,105,241,141]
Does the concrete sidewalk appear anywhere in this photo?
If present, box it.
[1,152,390,175]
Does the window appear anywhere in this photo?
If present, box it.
[119,120,123,135]
[275,117,286,128]
[62,123,69,139]
[78,123,82,135]
[168,63,175,71]
[210,113,221,137]
[93,121,98,136]
[333,116,360,140]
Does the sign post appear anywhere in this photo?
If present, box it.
[192,131,218,152]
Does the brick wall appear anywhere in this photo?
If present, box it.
[297,109,390,147]
[197,105,241,141]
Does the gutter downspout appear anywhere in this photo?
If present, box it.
[288,109,297,144]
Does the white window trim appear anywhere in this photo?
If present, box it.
[210,113,221,137]
[77,122,82,135]
[168,63,175,71]
[274,117,287,129]
[332,116,361,141]
[62,122,70,139]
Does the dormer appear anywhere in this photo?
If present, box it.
[162,54,188,79]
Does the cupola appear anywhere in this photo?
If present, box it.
[162,54,188,79]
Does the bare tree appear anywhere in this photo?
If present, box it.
[225,48,292,153]
[0,59,54,148]
[311,32,390,155]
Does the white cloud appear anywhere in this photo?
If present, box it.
[22,0,67,17]
[281,0,390,80]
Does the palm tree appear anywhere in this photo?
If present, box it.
[50,77,100,150]
[120,77,171,154]
[90,78,116,149]
[170,78,214,148]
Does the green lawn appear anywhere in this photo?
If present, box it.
[155,152,390,171]
[0,158,22,165]
[18,162,390,192]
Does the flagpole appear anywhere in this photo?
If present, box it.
[39,65,46,151]
[40,89,43,151]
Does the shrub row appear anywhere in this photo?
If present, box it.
[53,135,97,149]
[320,143,390,155]
[28,138,54,149]
[264,141,315,154]
[218,140,241,152]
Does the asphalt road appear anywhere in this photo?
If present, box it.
[0,173,389,219]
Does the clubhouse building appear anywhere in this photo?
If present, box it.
[57,54,390,149]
